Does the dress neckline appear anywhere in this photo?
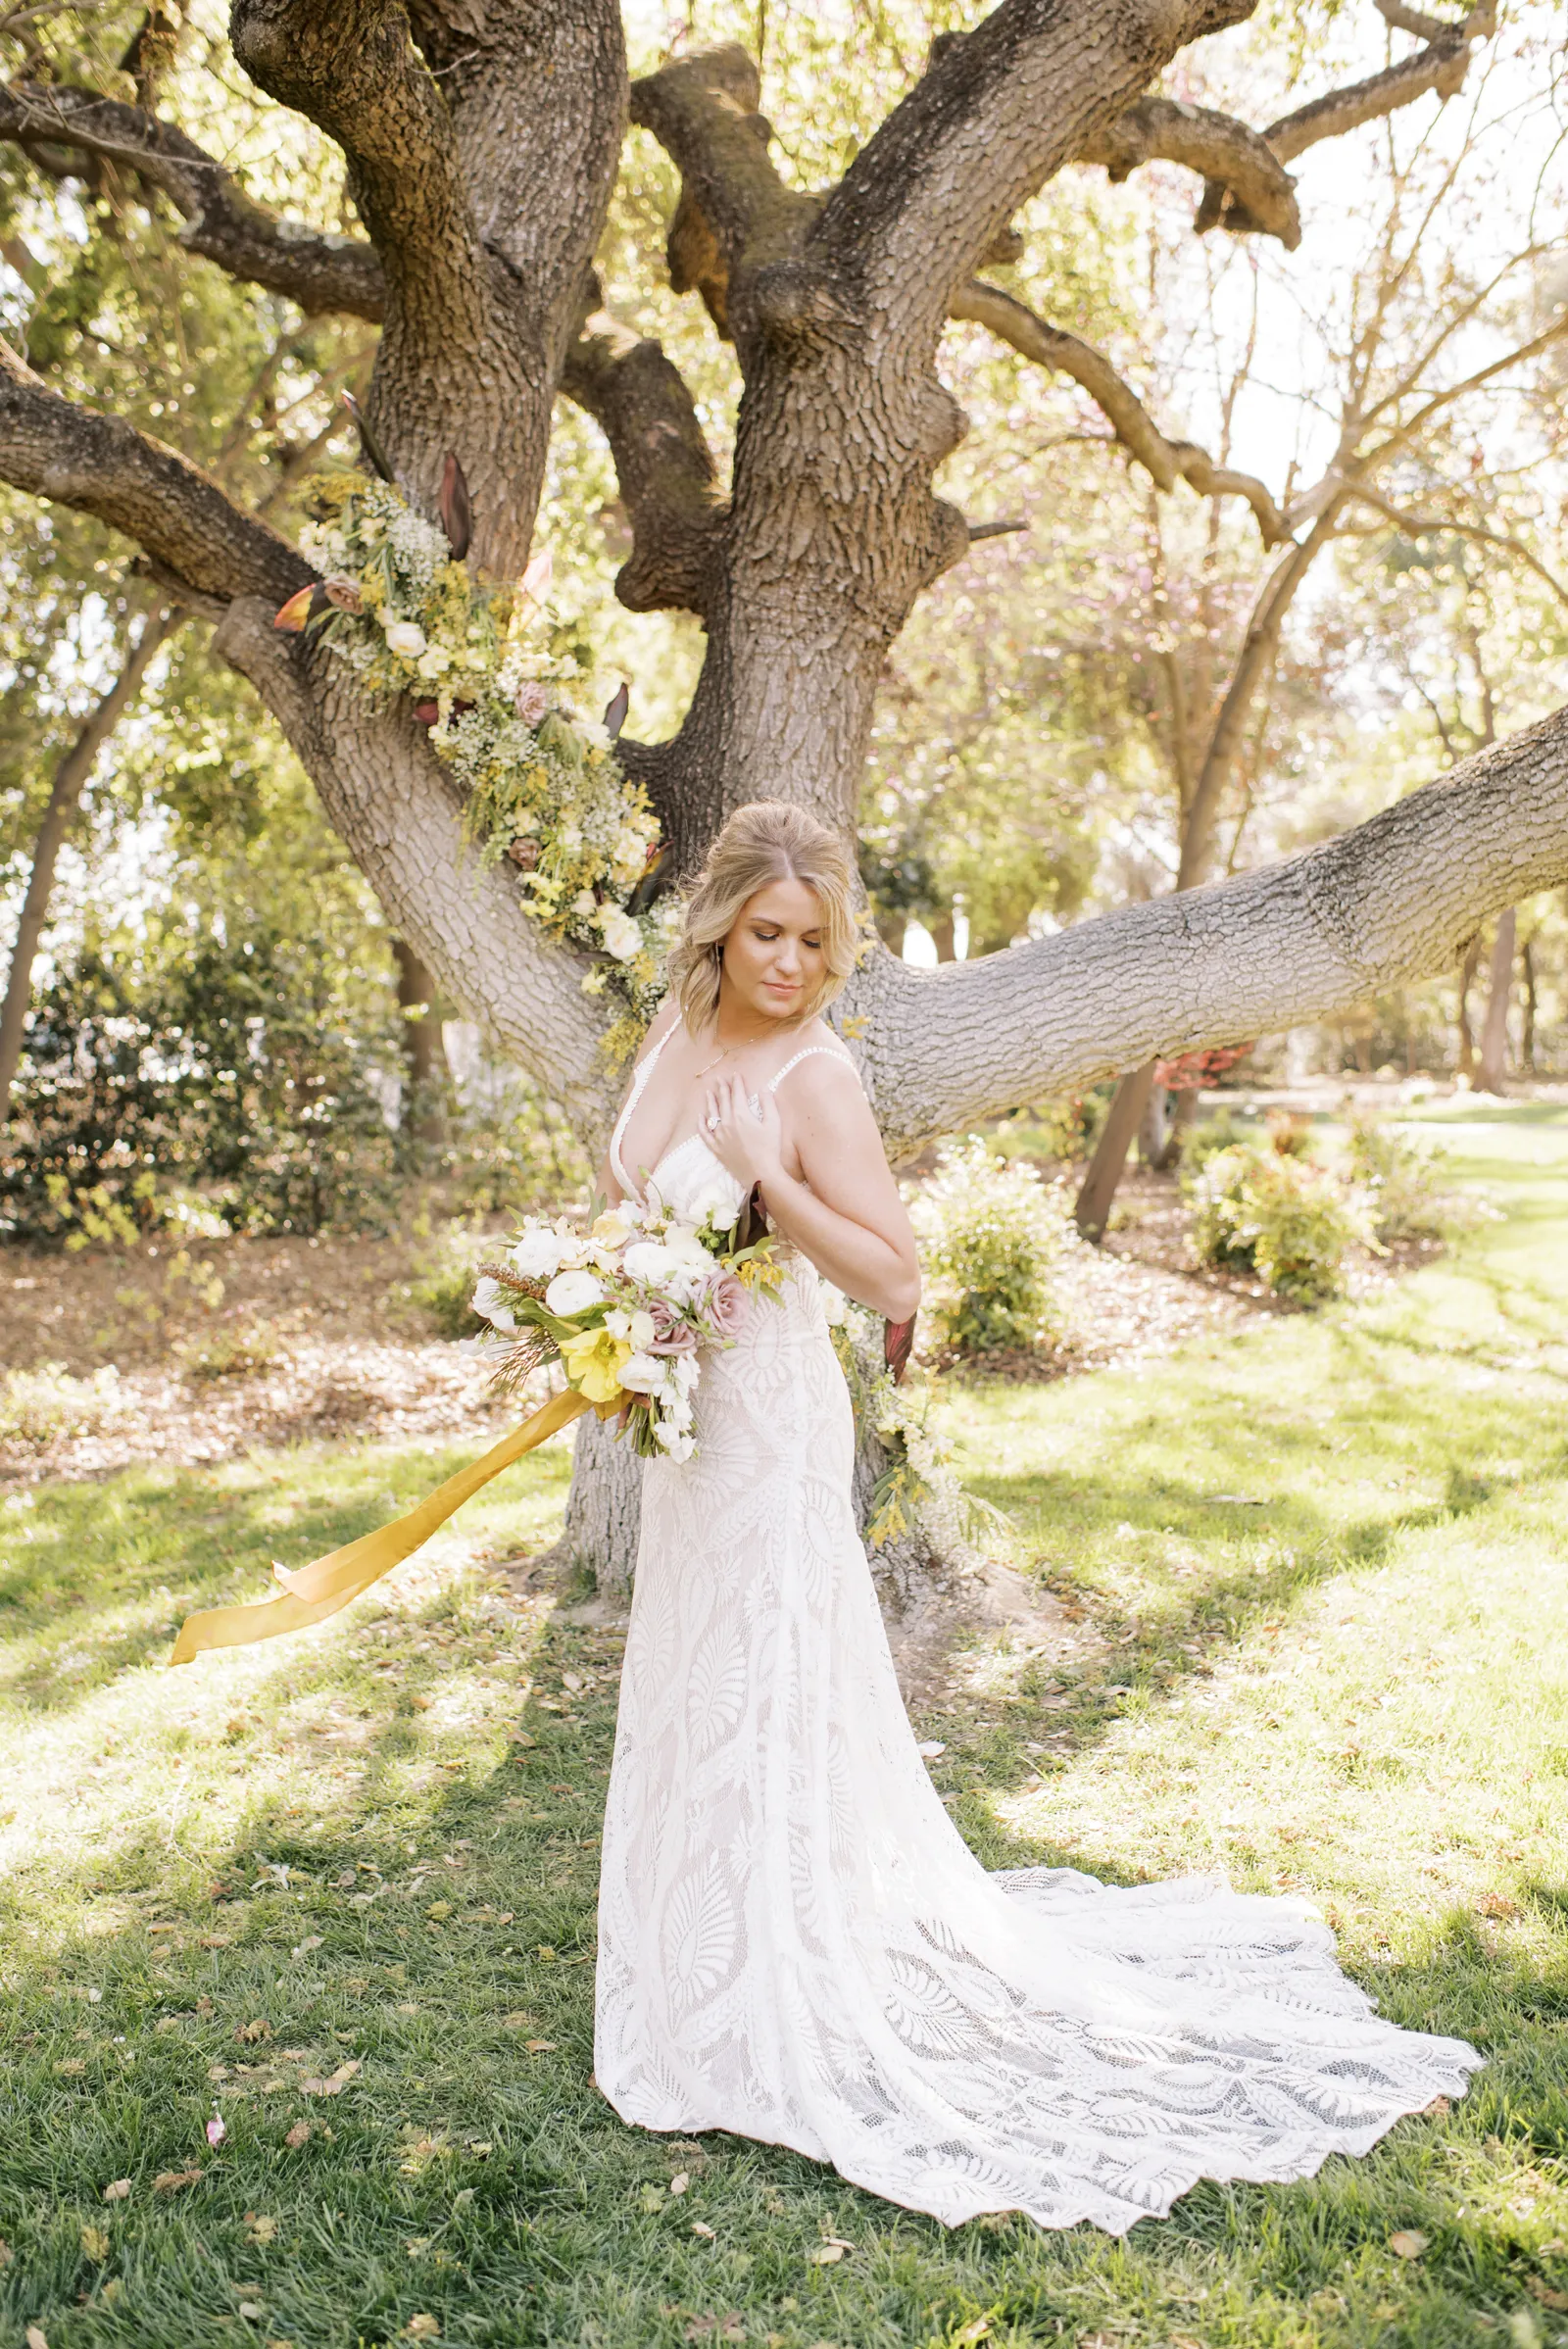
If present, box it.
[609,1017,857,1205]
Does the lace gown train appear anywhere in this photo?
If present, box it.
[593,1040,1479,2233]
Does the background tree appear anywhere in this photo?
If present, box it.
[2,0,1567,1577]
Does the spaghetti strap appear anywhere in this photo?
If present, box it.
[609,1020,676,1196]
[766,1043,858,1095]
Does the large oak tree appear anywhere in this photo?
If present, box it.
[2,0,1566,1573]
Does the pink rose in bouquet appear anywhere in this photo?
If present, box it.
[706,1273,750,1340]
[647,1297,698,1355]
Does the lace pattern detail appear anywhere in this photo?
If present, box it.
[593,1147,1481,2233]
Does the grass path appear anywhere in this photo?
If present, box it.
[2,1105,1566,2349]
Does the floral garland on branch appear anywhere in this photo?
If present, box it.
[274,440,672,1063]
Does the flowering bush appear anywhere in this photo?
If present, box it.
[1185,1143,1380,1303]
[908,1137,1072,1356]
[288,474,669,1049]
[1346,1116,1457,1243]
[466,1195,781,1460]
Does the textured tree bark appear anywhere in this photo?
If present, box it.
[0,606,177,1123]
[0,0,1559,1603]
[1477,905,1515,1095]
[392,938,449,1147]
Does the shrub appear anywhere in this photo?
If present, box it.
[1181,1106,1262,1175]
[1185,1143,1378,1304]
[2,938,402,1245]
[1346,1117,1454,1243]
[909,1136,1072,1355]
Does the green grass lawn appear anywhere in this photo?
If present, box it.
[3,1104,1567,2349]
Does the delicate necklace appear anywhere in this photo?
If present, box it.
[693,1029,769,1079]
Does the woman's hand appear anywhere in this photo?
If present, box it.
[702,1073,784,1190]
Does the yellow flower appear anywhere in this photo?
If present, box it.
[560,1326,631,1404]
[592,1210,633,1248]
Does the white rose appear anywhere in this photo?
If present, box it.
[577,716,612,753]
[545,1268,606,1317]
[818,1281,848,1326]
[662,1225,711,1269]
[622,1240,677,1287]
[572,890,597,918]
[471,1273,504,1322]
[596,905,642,963]
[510,1225,567,1281]
[416,644,453,679]
[617,1352,669,1395]
[384,620,427,659]
[685,1175,742,1226]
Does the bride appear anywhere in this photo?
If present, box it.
[592,799,1477,2233]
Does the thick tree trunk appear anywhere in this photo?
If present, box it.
[1074,1058,1157,1242]
[0,606,175,1123]
[1477,904,1515,1094]
[392,937,448,1148]
[1455,933,1483,1081]
[1521,938,1537,1075]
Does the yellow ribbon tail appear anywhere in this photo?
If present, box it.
[169,1386,600,1667]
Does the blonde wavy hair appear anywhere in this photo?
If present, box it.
[668,801,858,1033]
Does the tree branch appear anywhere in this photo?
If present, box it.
[951,280,1286,541]
[0,335,310,606]
[1080,96,1299,248]
[1341,485,1568,612]
[230,0,484,338]
[809,0,1258,352]
[1197,3,1491,234]
[851,700,1568,1158]
[629,44,815,342]
[0,80,386,318]
[559,307,724,615]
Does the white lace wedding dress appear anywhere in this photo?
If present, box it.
[593,1034,1479,2233]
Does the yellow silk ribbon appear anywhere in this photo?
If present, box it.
[170,1385,603,1667]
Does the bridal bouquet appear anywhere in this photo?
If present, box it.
[469,1198,780,1461]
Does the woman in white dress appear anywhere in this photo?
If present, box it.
[592,800,1477,2234]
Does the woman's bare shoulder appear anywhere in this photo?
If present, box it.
[779,1022,864,1099]
[635,999,683,1064]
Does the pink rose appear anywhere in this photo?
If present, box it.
[647,1297,698,1355]
[706,1273,749,1340]
[514,681,550,726]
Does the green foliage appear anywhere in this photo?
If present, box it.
[1181,1106,1263,1175]
[1185,1140,1380,1303]
[1347,1115,1460,1243]
[910,1136,1072,1355]
[3,930,401,1246]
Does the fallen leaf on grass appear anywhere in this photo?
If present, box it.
[197,1934,231,1950]
[301,2060,361,2097]
[102,2180,131,2203]
[502,2012,534,2030]
[284,2121,312,2150]
[1477,1892,1521,1920]
[1528,2280,1568,2312]
[424,1902,452,1922]
[291,1936,323,1958]
[55,2058,85,2076]
[245,2213,278,2244]
[238,2302,265,2321]
[1423,2095,1451,2117]
[535,1945,557,1962]
[1389,2230,1429,2259]
[26,2325,49,2349]
[523,2039,556,2055]
[235,2019,271,2044]
[406,2320,440,2340]
[807,2240,849,2264]
[690,2221,717,2241]
[79,2224,110,2260]
[0,2238,11,2264]
[952,2324,991,2347]
[154,2168,204,2194]
[669,2172,690,2195]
